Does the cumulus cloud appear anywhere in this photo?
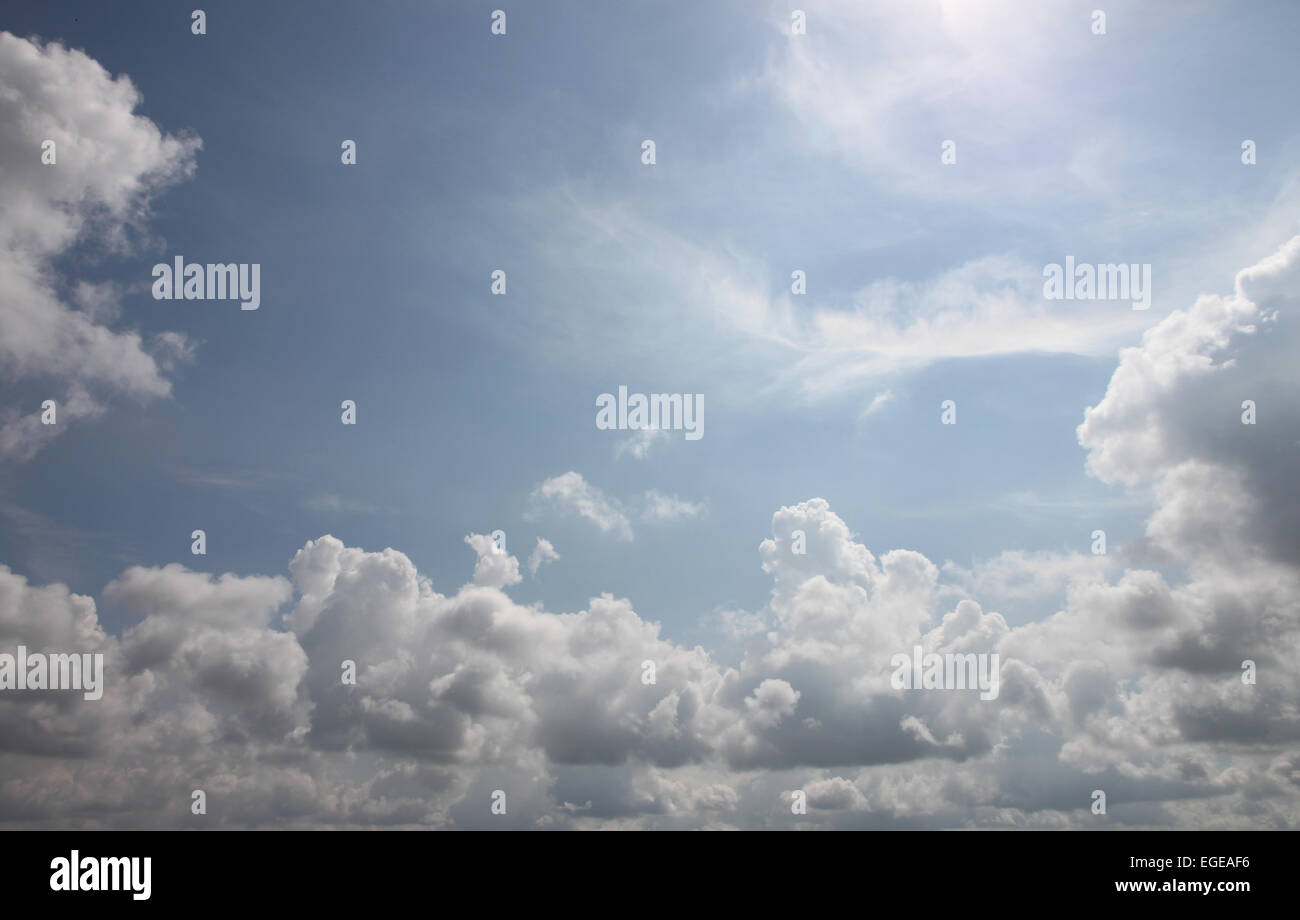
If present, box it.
[0,469,1296,827]
[1079,236,1300,568]
[1,241,1298,828]
[0,32,200,459]
[464,533,522,589]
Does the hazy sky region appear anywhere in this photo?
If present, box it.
[1,0,1298,828]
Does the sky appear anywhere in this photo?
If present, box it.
[0,0,1298,828]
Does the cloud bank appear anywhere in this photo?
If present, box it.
[3,236,1298,826]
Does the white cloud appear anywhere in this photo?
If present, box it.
[529,472,634,540]
[942,550,1112,603]
[529,473,705,535]
[516,194,1151,404]
[1,242,1298,829]
[718,608,767,640]
[1,471,1297,828]
[464,533,522,589]
[0,32,200,459]
[528,538,560,576]
[640,490,704,523]
[614,428,667,460]
[802,256,1150,391]
[859,390,894,419]
[1079,235,1300,566]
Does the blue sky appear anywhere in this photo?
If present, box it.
[6,0,1256,617]
[2,1,1299,828]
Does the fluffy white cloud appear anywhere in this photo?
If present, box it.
[465,533,522,589]
[0,471,1295,827]
[1,241,1298,828]
[1079,236,1300,569]
[0,32,199,459]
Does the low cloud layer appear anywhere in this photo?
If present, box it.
[3,235,1298,826]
